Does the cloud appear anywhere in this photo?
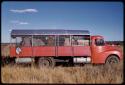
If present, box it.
[10,20,19,24]
[10,20,29,25]
[19,22,29,25]
[10,9,38,13]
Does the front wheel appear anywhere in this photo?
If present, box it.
[38,57,55,68]
[106,55,119,65]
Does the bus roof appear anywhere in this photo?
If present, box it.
[11,29,90,37]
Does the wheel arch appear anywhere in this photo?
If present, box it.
[105,54,120,63]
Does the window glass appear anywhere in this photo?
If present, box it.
[21,36,32,47]
[95,39,104,46]
[33,35,55,46]
[58,35,71,46]
[11,38,16,43]
[16,37,22,47]
[72,35,90,46]
[10,38,16,47]
[33,36,46,46]
[46,35,55,46]
[16,36,32,47]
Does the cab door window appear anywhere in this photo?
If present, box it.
[95,39,105,46]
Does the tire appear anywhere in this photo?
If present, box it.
[38,57,55,68]
[106,55,119,65]
[8,58,15,67]
[2,57,15,66]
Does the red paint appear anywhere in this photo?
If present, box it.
[33,46,55,56]
[90,36,122,63]
[57,46,72,56]
[73,46,91,56]
[10,35,123,64]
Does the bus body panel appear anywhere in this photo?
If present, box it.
[10,47,16,57]
[10,46,92,57]
[10,47,32,57]
[57,46,73,56]
[73,46,91,56]
[19,47,32,57]
[33,46,55,56]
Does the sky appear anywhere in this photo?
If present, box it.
[1,1,123,43]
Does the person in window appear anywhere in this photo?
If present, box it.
[21,37,32,46]
[33,37,45,46]
[21,37,25,46]
[72,38,78,45]
[64,37,70,46]
[47,36,55,46]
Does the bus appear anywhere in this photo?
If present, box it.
[4,29,123,68]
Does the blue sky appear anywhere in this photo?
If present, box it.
[2,2,123,43]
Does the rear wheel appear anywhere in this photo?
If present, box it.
[38,57,55,68]
[2,57,15,66]
[106,55,119,65]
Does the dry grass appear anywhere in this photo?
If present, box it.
[1,44,10,57]
[1,61,123,84]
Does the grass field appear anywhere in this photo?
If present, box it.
[1,61,123,84]
[1,44,124,84]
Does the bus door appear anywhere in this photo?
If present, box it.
[16,36,32,57]
[57,35,72,56]
[72,35,91,57]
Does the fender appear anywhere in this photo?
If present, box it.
[94,50,122,64]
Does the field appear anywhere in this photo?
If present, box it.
[1,62,123,84]
[1,44,124,84]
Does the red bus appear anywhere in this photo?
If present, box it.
[6,29,123,67]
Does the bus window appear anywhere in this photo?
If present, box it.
[21,36,32,47]
[72,36,78,46]
[16,37,22,47]
[72,35,90,46]
[33,36,45,46]
[11,37,16,47]
[58,35,71,46]
[64,35,71,46]
[47,35,55,46]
